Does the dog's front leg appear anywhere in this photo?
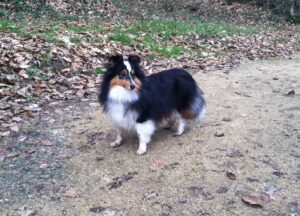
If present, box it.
[135,120,155,155]
[111,128,123,147]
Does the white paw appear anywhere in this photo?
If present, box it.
[110,141,122,147]
[137,148,147,155]
[174,130,184,136]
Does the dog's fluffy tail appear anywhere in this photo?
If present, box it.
[190,88,206,121]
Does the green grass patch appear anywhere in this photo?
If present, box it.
[70,37,81,44]
[65,24,89,32]
[127,20,255,39]
[37,73,49,81]
[162,46,183,57]
[41,52,54,66]
[95,67,105,75]
[0,19,26,33]
[26,68,49,81]
[26,68,38,78]
[19,19,104,45]
[110,19,258,58]
[27,96,37,103]
[128,20,191,40]
[109,32,132,44]
[151,46,184,57]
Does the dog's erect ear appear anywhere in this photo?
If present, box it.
[128,55,141,65]
[105,54,123,68]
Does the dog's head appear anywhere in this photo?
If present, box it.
[99,54,145,104]
[104,54,144,93]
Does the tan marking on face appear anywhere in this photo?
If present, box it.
[133,78,142,92]
[180,109,194,119]
[109,76,131,90]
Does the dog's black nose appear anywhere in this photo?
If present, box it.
[130,84,135,90]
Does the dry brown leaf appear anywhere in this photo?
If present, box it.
[39,163,49,169]
[150,159,165,171]
[89,102,99,107]
[226,170,236,180]
[49,119,56,124]
[26,111,35,118]
[1,131,11,137]
[10,125,19,132]
[286,90,295,96]
[214,131,225,137]
[41,140,53,146]
[0,151,20,162]
[64,188,78,198]
[12,116,22,122]
[19,70,29,79]
[242,194,271,207]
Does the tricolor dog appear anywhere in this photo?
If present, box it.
[99,55,206,155]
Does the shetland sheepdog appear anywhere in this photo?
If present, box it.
[99,55,206,155]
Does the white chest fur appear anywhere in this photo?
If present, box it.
[106,101,137,131]
[106,86,139,131]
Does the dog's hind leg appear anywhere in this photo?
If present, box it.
[136,120,155,155]
[162,113,177,129]
[111,128,124,147]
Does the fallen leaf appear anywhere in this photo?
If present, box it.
[10,125,19,132]
[12,116,22,122]
[0,151,20,162]
[41,140,53,146]
[39,163,49,169]
[16,87,28,97]
[90,206,106,213]
[150,159,165,171]
[286,90,295,96]
[214,131,225,137]
[272,171,286,177]
[107,172,138,190]
[242,194,271,207]
[89,102,99,107]
[19,70,29,79]
[21,150,36,157]
[222,117,232,122]
[226,170,236,180]
[26,111,35,118]
[18,135,27,142]
[64,188,78,198]
[142,191,158,200]
[240,113,248,118]
[1,131,11,137]
[49,119,56,124]
[55,109,64,114]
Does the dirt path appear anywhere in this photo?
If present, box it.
[1,55,300,216]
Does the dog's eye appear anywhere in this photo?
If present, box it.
[119,72,126,79]
[131,73,135,79]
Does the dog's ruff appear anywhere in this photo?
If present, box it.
[99,55,206,155]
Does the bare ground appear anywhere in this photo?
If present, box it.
[1,55,300,216]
